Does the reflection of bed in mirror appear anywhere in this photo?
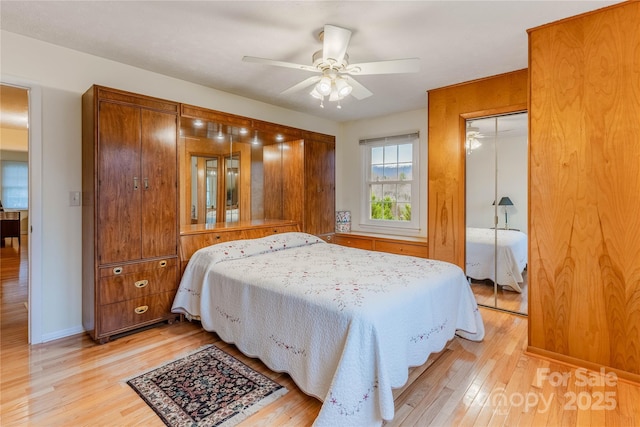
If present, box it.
[466,227,527,293]
[205,208,240,224]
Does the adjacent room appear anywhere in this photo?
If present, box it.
[1,1,638,426]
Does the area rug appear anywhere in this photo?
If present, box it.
[127,345,288,427]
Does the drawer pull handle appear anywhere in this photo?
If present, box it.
[159,260,168,267]
[113,267,123,275]
[134,305,149,315]
[134,280,148,288]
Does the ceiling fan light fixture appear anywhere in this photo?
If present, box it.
[316,76,332,96]
[334,78,352,97]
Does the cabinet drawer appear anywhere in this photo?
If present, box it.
[319,233,335,243]
[99,264,178,304]
[332,235,374,250]
[375,241,428,258]
[243,225,300,239]
[99,258,177,278]
[99,292,175,335]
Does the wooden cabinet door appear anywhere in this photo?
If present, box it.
[305,140,335,235]
[97,102,142,264]
[282,140,304,224]
[140,109,178,258]
[263,144,283,219]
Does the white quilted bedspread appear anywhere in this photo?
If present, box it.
[172,232,484,426]
[465,227,528,292]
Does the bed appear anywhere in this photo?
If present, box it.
[172,232,484,426]
[465,227,528,293]
[205,208,239,224]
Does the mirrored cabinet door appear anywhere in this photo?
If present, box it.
[465,112,528,315]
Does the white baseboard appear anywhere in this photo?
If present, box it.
[41,325,85,343]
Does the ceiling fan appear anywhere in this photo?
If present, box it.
[242,24,420,108]
[466,122,485,153]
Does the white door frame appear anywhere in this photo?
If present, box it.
[1,76,43,344]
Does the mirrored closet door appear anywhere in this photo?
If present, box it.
[465,112,528,314]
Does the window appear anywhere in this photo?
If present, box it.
[360,132,419,231]
[1,161,28,209]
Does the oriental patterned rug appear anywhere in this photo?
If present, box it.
[127,345,288,427]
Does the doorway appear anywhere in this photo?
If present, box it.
[0,84,29,342]
[1,80,43,344]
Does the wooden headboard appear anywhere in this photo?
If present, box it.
[179,219,300,274]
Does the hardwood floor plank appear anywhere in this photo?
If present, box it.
[2,240,639,426]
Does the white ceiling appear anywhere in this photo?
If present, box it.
[0,1,619,123]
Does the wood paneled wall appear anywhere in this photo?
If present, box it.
[528,1,640,381]
[427,70,528,268]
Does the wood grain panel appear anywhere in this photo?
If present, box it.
[427,70,528,269]
[528,1,640,376]
[99,264,178,304]
[374,240,428,258]
[141,108,178,259]
[181,104,252,128]
[282,140,305,225]
[331,234,374,250]
[237,142,252,222]
[304,139,336,235]
[332,232,429,258]
[98,292,176,335]
[263,144,283,219]
[97,86,179,113]
[97,101,142,264]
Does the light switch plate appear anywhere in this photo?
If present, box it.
[69,191,81,206]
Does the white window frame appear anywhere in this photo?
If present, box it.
[360,132,420,233]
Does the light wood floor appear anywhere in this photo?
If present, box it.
[1,240,639,426]
[471,270,529,314]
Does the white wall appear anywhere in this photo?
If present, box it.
[1,30,341,342]
[337,108,428,237]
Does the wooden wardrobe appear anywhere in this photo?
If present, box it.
[264,137,335,237]
[82,86,180,343]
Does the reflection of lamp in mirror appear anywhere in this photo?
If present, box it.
[497,196,514,229]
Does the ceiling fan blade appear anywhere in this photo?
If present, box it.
[242,56,318,73]
[342,76,373,100]
[322,24,351,64]
[280,76,321,96]
[345,58,420,75]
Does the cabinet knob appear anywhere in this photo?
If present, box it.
[134,280,148,288]
[113,267,123,275]
[134,305,149,315]
[159,260,167,267]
